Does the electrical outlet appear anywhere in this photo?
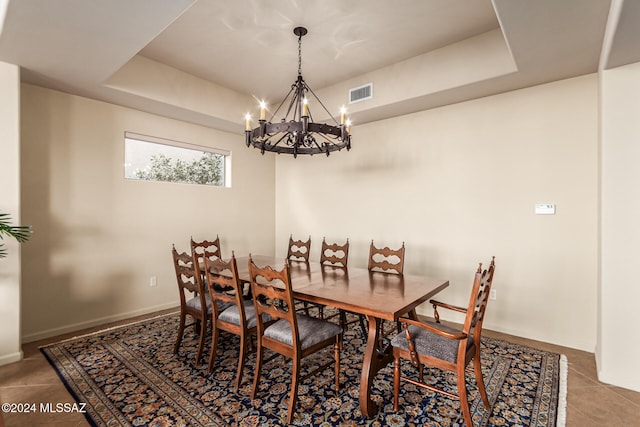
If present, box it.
[489,289,497,300]
[150,276,157,287]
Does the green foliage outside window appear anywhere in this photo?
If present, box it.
[134,152,224,186]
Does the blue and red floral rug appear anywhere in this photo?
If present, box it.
[41,311,566,426]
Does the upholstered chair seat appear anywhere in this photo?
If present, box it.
[264,315,343,350]
[185,293,211,312]
[218,301,270,330]
[186,294,230,313]
[391,323,474,364]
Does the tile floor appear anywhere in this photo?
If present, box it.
[1,310,639,426]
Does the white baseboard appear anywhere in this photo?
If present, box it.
[557,354,568,427]
[0,350,23,367]
[22,302,178,343]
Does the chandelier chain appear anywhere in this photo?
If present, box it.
[298,33,302,76]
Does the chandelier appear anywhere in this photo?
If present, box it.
[245,27,351,157]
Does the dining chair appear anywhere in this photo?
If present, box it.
[191,235,222,287]
[319,237,349,267]
[287,234,311,262]
[171,245,212,365]
[368,240,405,274]
[204,253,261,390]
[320,238,366,338]
[391,257,496,427]
[248,256,342,425]
[191,235,222,263]
[287,235,319,317]
[368,240,406,340]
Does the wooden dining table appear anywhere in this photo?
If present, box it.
[233,255,449,418]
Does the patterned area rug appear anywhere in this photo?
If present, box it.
[41,311,566,426]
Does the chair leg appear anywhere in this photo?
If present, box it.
[235,334,247,391]
[251,343,263,400]
[174,312,186,354]
[334,340,340,391]
[457,364,473,427]
[393,356,401,411]
[339,310,347,329]
[336,311,346,351]
[474,354,490,409]
[195,316,207,365]
[358,315,367,340]
[287,357,300,425]
[207,326,219,374]
[303,301,310,316]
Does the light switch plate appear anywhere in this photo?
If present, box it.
[535,204,555,215]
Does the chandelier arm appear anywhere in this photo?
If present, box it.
[269,85,296,123]
[307,122,341,137]
[249,140,348,156]
[309,136,325,152]
[305,84,340,126]
[249,127,293,148]
[266,121,302,134]
[315,132,345,154]
[288,84,305,122]
[313,131,334,145]
[285,92,300,122]
[270,132,291,148]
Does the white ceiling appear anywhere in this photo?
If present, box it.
[139,0,500,101]
[1,0,638,132]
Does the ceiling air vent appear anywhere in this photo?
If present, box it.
[349,83,373,104]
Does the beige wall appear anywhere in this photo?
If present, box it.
[13,67,639,391]
[15,75,600,353]
[20,84,276,341]
[599,61,640,392]
[0,62,22,364]
[276,74,599,351]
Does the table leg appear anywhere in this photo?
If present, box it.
[359,315,393,417]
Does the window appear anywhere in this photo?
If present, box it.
[124,132,230,187]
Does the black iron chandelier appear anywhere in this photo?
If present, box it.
[245,27,351,157]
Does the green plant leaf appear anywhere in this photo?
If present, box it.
[0,212,32,258]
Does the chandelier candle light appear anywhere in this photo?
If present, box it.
[245,26,352,157]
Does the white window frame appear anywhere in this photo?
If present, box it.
[124,131,231,187]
